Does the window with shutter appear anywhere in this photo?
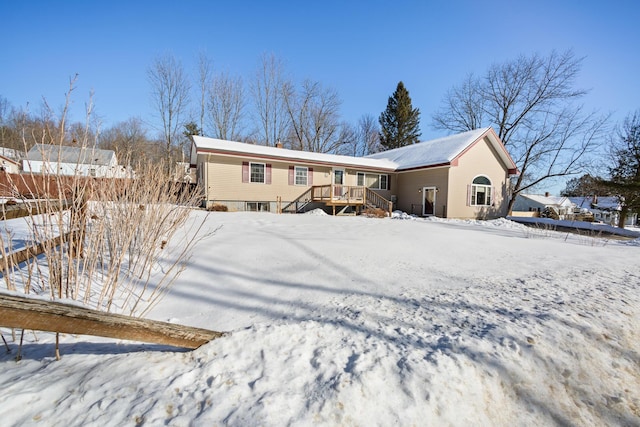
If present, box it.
[249,162,265,183]
[470,176,492,206]
[294,166,308,185]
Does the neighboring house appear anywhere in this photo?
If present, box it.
[0,147,24,173]
[512,193,577,219]
[22,144,126,178]
[174,161,196,183]
[0,155,21,174]
[570,196,638,227]
[191,127,518,219]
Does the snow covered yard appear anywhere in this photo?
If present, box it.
[1,211,639,426]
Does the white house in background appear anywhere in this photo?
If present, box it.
[0,147,24,173]
[0,154,21,174]
[569,196,638,227]
[22,144,127,178]
[512,193,577,219]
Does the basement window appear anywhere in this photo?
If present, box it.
[246,202,270,212]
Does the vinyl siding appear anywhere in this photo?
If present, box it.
[447,136,510,219]
[395,168,450,216]
[200,153,393,208]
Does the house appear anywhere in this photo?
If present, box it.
[0,155,21,174]
[569,196,638,227]
[190,127,518,219]
[22,144,126,178]
[0,147,24,174]
[511,193,577,220]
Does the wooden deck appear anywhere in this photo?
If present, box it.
[310,185,392,216]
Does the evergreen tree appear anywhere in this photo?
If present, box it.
[378,81,421,150]
[600,110,640,228]
[560,174,610,197]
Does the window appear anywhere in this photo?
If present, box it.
[246,202,270,212]
[357,172,389,190]
[250,162,265,183]
[471,176,492,206]
[295,166,308,185]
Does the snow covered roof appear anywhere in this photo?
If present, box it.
[569,196,622,211]
[0,147,23,161]
[366,127,517,172]
[192,136,398,170]
[518,194,574,207]
[25,144,116,166]
[193,128,517,173]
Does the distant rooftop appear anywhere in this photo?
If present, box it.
[25,144,116,166]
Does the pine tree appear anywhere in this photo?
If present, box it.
[600,110,640,228]
[378,81,421,150]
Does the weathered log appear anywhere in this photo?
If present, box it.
[0,293,224,349]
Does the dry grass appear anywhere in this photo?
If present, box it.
[361,207,388,218]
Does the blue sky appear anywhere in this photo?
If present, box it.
[2,0,639,144]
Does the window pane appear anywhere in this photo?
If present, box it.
[380,175,387,190]
[295,167,308,185]
[476,187,486,205]
[357,173,365,186]
[365,174,378,188]
[250,163,265,183]
[473,176,491,185]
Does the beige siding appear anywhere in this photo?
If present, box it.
[199,153,394,211]
[395,168,450,216]
[447,136,510,219]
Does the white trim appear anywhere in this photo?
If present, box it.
[249,162,266,184]
[356,171,389,190]
[294,165,308,186]
[333,168,345,185]
[422,186,437,216]
[470,175,492,206]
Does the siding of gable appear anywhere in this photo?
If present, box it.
[447,136,510,219]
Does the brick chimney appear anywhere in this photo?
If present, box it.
[544,192,550,197]
[276,140,283,149]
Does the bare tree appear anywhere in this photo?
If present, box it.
[208,71,245,140]
[432,73,485,133]
[283,79,343,153]
[432,50,609,212]
[197,53,213,136]
[0,96,22,150]
[147,54,191,171]
[250,53,290,146]
[338,114,381,156]
[99,117,153,164]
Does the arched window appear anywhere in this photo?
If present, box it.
[471,176,492,206]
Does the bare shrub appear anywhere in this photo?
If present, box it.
[361,207,387,218]
[0,79,212,317]
[206,204,228,212]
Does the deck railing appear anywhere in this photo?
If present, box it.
[364,187,393,216]
[311,185,364,203]
[310,185,392,216]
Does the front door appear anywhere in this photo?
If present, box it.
[333,169,344,198]
[422,187,436,216]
